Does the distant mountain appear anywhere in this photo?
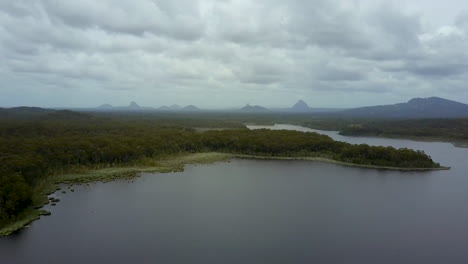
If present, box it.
[0,107,90,120]
[158,106,171,111]
[128,101,140,108]
[183,105,200,111]
[169,104,182,110]
[291,100,310,112]
[99,104,113,109]
[157,104,184,111]
[240,104,270,112]
[336,97,468,119]
[0,107,54,118]
[93,102,155,111]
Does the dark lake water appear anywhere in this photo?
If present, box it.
[2,124,468,264]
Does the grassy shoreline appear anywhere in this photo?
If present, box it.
[232,154,450,171]
[0,153,231,237]
[337,132,468,148]
[0,152,447,237]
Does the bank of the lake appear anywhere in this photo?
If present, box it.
[0,153,231,237]
[0,148,446,237]
[233,154,450,171]
[336,132,468,149]
[298,123,468,148]
[3,124,468,264]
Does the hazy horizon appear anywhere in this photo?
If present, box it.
[2,0,468,108]
[3,96,467,111]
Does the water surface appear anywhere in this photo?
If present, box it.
[1,125,468,264]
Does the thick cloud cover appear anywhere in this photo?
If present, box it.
[1,0,468,108]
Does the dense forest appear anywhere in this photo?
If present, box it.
[337,119,468,141]
[0,113,442,228]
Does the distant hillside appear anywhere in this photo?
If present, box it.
[128,101,140,109]
[99,104,113,109]
[336,97,468,119]
[46,110,92,120]
[240,104,270,112]
[291,100,310,112]
[183,105,200,111]
[94,102,153,111]
[158,106,171,111]
[0,107,90,120]
[170,104,181,110]
[0,107,54,119]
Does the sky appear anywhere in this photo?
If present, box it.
[1,0,468,109]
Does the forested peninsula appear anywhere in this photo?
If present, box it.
[301,118,468,147]
[1,117,444,236]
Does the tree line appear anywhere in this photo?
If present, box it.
[337,118,468,140]
[0,118,440,227]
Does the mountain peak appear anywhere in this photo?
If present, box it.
[291,100,310,112]
[183,105,200,111]
[128,101,140,108]
[339,97,468,118]
[240,104,269,112]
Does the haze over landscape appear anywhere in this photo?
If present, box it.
[2,0,468,108]
[4,1,468,264]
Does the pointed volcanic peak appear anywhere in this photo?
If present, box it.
[240,104,270,112]
[182,105,200,111]
[291,100,310,112]
[337,97,468,119]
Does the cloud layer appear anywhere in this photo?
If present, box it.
[1,0,468,108]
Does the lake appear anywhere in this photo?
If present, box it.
[1,124,468,264]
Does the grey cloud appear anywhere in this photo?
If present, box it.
[368,5,422,46]
[318,67,366,81]
[1,0,468,108]
[40,0,204,40]
[455,10,468,29]
[384,62,468,77]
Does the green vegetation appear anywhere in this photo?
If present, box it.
[0,115,443,236]
[298,118,468,146]
[325,119,468,146]
[233,155,447,171]
[0,152,231,236]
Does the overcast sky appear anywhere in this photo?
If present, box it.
[1,0,468,108]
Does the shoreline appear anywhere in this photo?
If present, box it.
[0,152,447,237]
[231,154,450,171]
[0,153,231,237]
[293,124,468,149]
[339,133,468,148]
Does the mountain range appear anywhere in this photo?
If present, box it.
[91,97,468,118]
[3,97,468,119]
[96,103,199,112]
[240,104,270,112]
[333,97,468,119]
